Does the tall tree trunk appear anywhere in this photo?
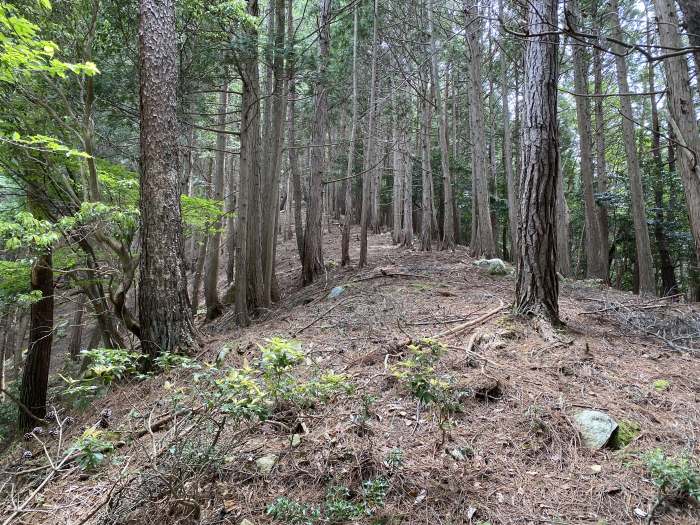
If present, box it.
[18,251,53,430]
[359,0,378,268]
[420,84,433,252]
[427,0,454,250]
[500,0,517,261]
[287,0,304,262]
[138,0,197,359]
[391,77,403,245]
[191,234,208,315]
[514,0,560,324]
[226,156,237,284]
[342,2,359,265]
[610,0,655,295]
[556,156,571,276]
[567,0,605,279]
[204,82,228,320]
[465,1,496,258]
[262,0,287,304]
[647,27,678,297]
[654,0,700,301]
[676,0,700,77]
[302,0,330,284]
[68,294,85,361]
[592,22,610,279]
[401,127,414,247]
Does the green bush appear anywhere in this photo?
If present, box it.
[68,429,115,470]
[644,449,700,500]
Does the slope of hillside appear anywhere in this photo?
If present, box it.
[1,230,699,525]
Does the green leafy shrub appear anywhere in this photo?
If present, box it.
[644,449,700,501]
[267,496,321,525]
[391,339,460,442]
[69,429,115,470]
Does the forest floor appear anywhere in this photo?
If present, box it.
[2,227,700,525]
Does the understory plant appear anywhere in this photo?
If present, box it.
[391,338,461,442]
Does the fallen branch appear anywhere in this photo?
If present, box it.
[431,303,507,340]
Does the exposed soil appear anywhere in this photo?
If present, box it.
[2,228,699,525]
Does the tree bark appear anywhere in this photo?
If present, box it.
[204,81,228,320]
[676,0,700,77]
[342,2,359,266]
[465,1,496,258]
[654,0,700,302]
[568,0,606,280]
[514,0,560,324]
[592,20,610,279]
[500,0,517,261]
[226,156,237,284]
[287,0,304,263]
[301,0,330,284]
[19,251,53,430]
[359,0,378,267]
[420,83,433,252]
[647,27,678,297]
[261,0,287,304]
[427,0,454,250]
[68,294,85,361]
[138,0,197,359]
[610,0,655,295]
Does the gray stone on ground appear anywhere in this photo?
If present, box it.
[573,410,618,449]
[473,258,508,275]
[328,286,345,298]
[255,453,278,474]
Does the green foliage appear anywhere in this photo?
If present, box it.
[195,338,352,422]
[69,429,115,470]
[81,347,141,385]
[0,211,59,251]
[181,194,230,235]
[267,497,321,525]
[653,379,670,392]
[267,477,390,525]
[391,339,461,442]
[643,449,700,501]
[611,419,641,449]
[154,351,200,373]
[0,1,98,83]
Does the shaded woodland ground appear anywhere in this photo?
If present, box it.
[1,228,698,524]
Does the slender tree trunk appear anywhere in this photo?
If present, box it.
[401,127,414,247]
[359,0,378,268]
[654,0,700,301]
[191,234,208,316]
[204,81,228,320]
[568,0,605,279]
[514,0,560,324]
[500,0,517,261]
[68,294,85,361]
[391,77,403,245]
[420,83,433,252]
[647,29,678,297]
[427,0,454,250]
[465,2,496,258]
[610,0,655,295]
[18,251,53,430]
[138,0,197,359]
[3,308,17,385]
[302,0,330,284]
[342,3,359,266]
[262,0,287,303]
[287,0,304,262]
[592,24,610,278]
[556,156,571,276]
[226,156,237,284]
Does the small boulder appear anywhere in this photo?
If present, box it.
[573,410,618,449]
[473,258,508,275]
[240,520,255,525]
[328,286,345,299]
[291,434,302,448]
[255,454,278,475]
